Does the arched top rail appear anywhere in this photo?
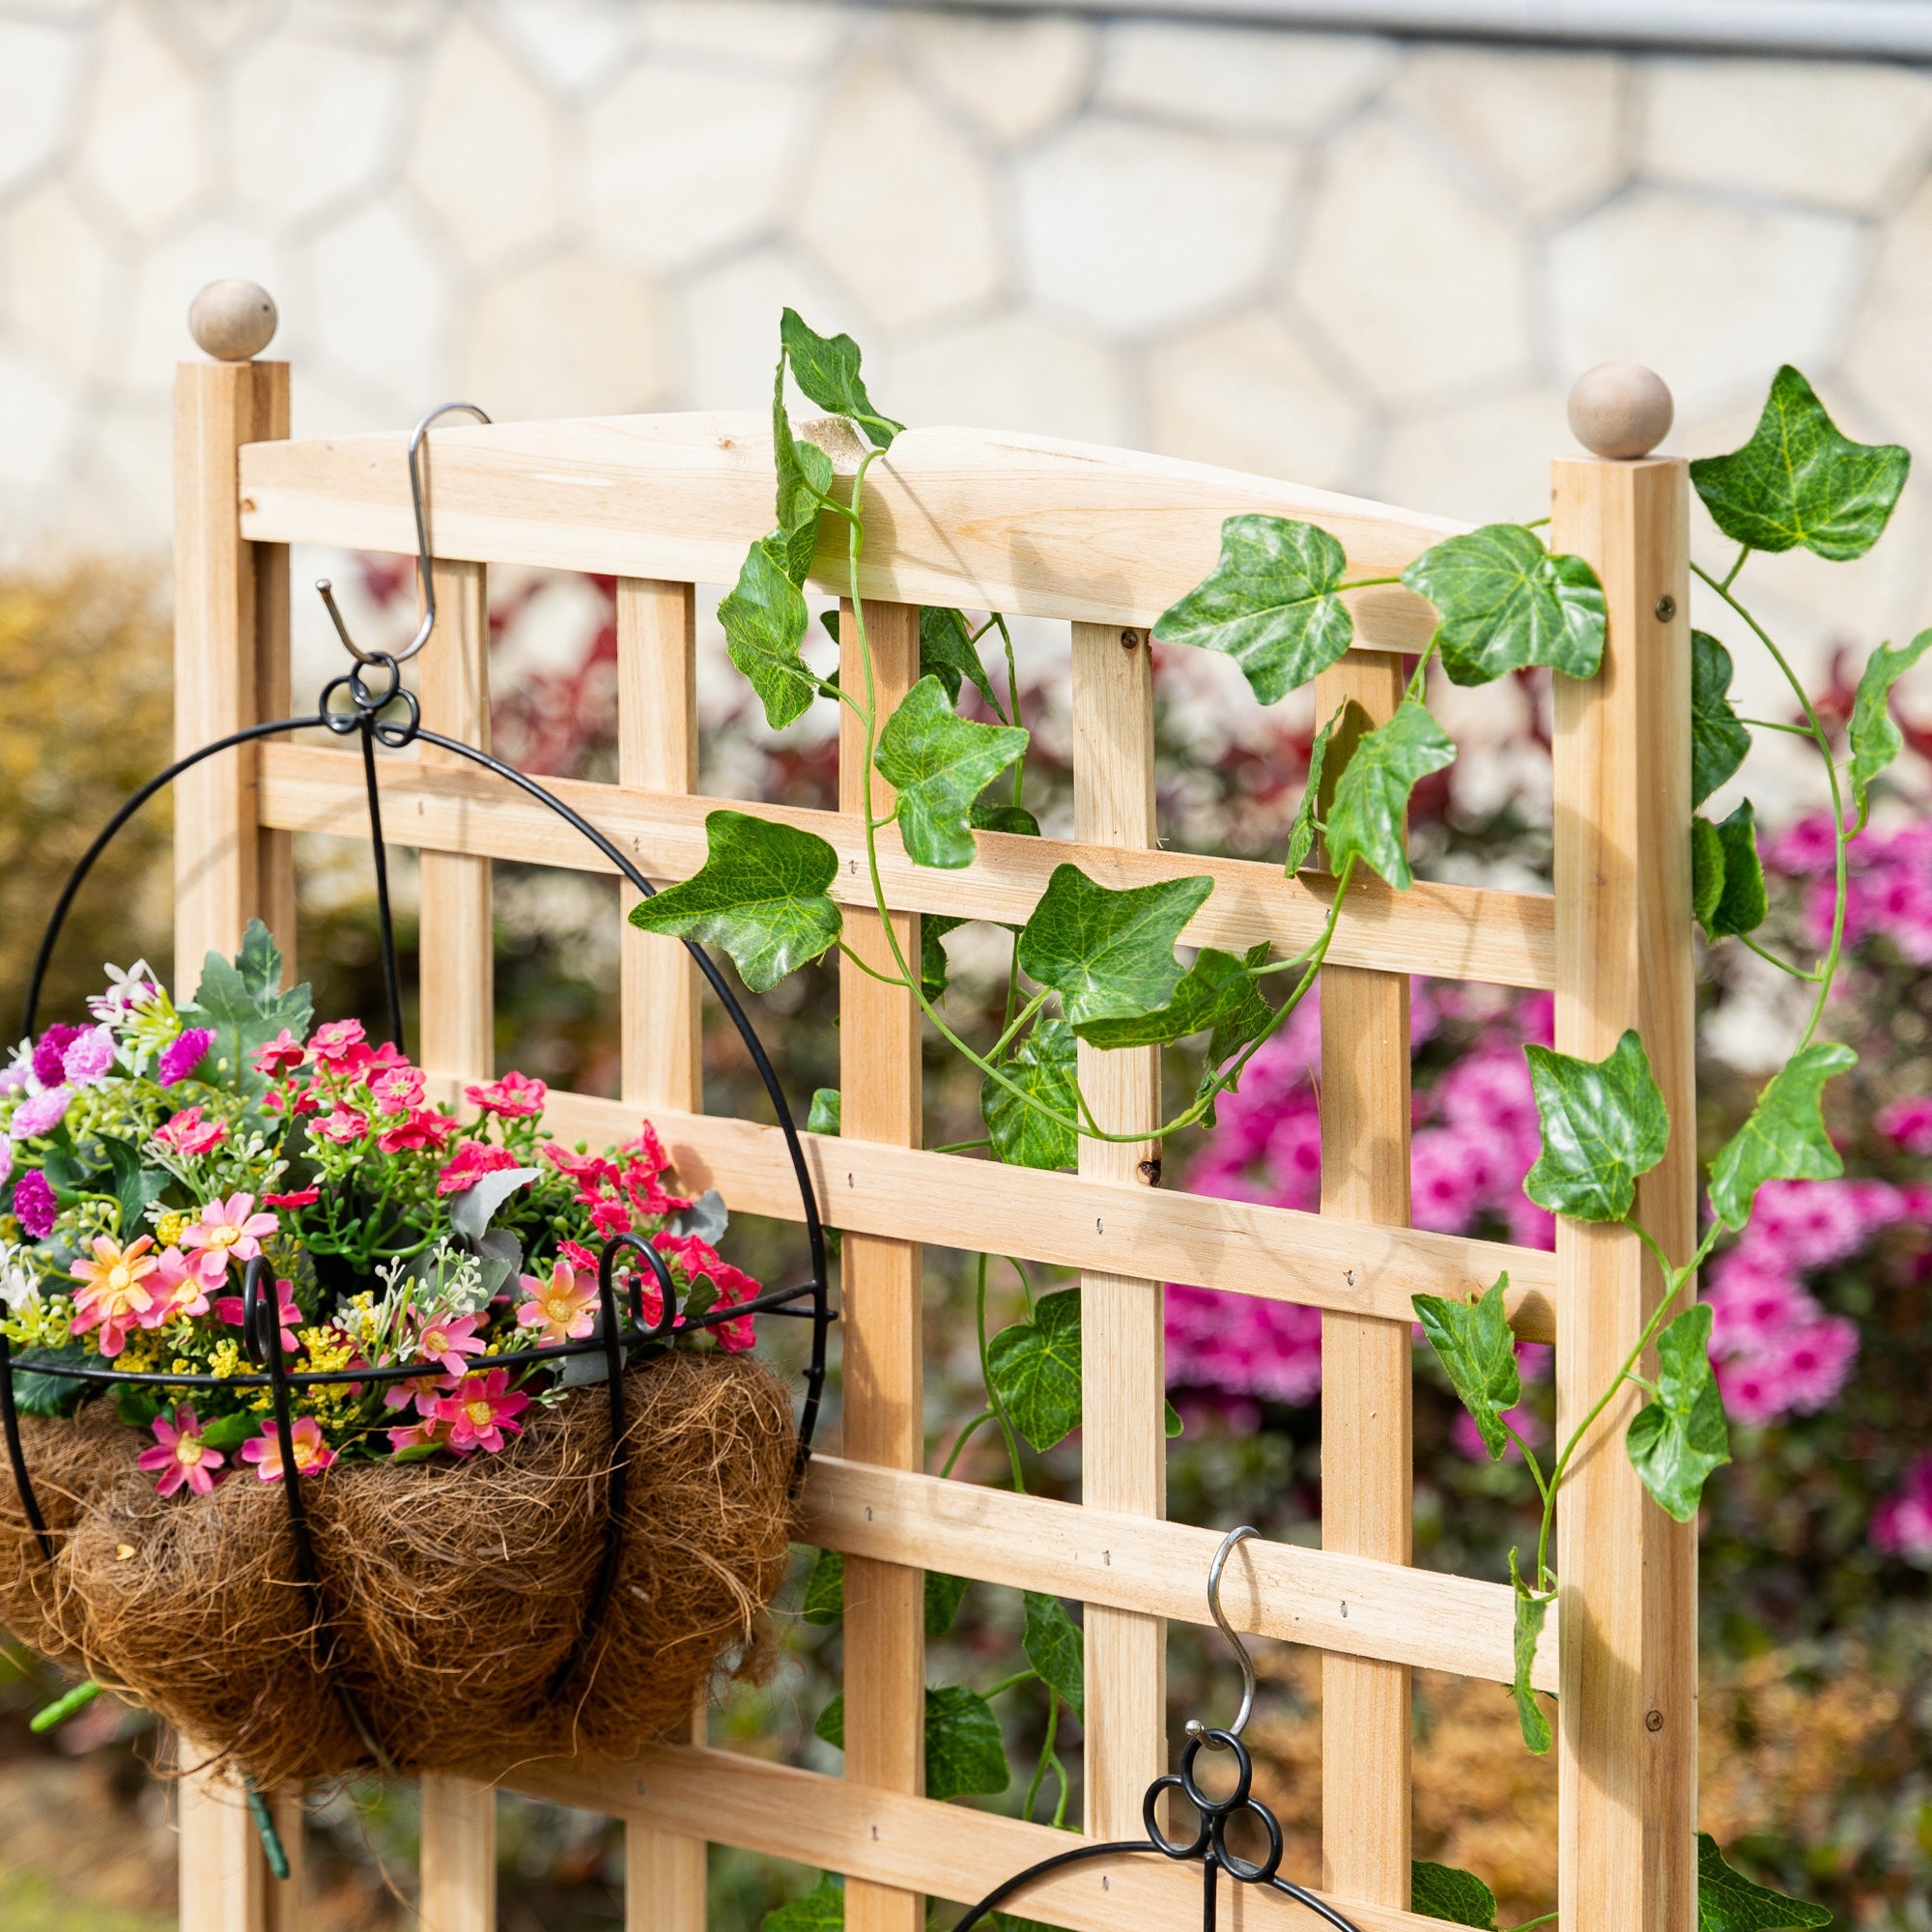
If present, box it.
[237,412,1463,648]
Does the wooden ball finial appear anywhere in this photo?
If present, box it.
[188,279,277,361]
[1568,362,1673,460]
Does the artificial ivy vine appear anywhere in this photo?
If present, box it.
[640,316,1896,1932]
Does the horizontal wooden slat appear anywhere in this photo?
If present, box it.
[510,1743,1440,1932]
[259,743,1556,990]
[800,1456,1555,1692]
[238,412,1461,648]
[429,1084,1552,1340]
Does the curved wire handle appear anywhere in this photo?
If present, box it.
[1186,1522,1260,1749]
[315,399,493,668]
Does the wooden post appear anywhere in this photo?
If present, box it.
[838,598,925,1932]
[414,554,498,1932]
[1072,620,1166,1838]
[1549,372,1696,1932]
[618,578,709,1932]
[175,282,292,1932]
[1313,653,1413,1911]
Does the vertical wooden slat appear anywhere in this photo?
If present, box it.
[417,558,494,1081]
[838,597,925,1932]
[173,356,287,987]
[266,1788,305,1932]
[1313,654,1413,1911]
[179,1758,268,1932]
[1549,454,1696,1932]
[251,368,297,984]
[419,1772,497,1932]
[617,577,709,1932]
[1072,620,1166,1839]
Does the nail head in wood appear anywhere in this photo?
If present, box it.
[1567,362,1673,460]
[188,278,278,361]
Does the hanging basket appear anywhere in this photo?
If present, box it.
[0,481,833,1785]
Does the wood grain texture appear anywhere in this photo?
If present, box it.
[1071,620,1166,1839]
[510,1743,1446,1932]
[799,1455,1556,1691]
[416,558,494,1083]
[419,1773,496,1932]
[257,744,1556,988]
[178,1753,270,1932]
[175,359,288,980]
[1314,653,1413,1911]
[838,598,925,1932]
[1549,457,1697,1932]
[252,372,296,983]
[238,413,1461,647]
[429,1083,1555,1337]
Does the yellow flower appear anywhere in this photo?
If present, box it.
[209,1341,241,1380]
[171,1358,192,1376]
[154,1210,185,1247]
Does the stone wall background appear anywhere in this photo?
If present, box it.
[4,0,1932,714]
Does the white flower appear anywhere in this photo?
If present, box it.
[0,1241,42,1313]
[89,959,160,1023]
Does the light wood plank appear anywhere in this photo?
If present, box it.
[266,1787,303,1932]
[178,1752,270,1932]
[416,558,494,1080]
[419,1772,496,1932]
[175,359,287,980]
[252,370,297,984]
[238,414,1461,648]
[838,597,925,1932]
[1071,620,1166,1837]
[428,1083,1557,1339]
[799,1455,1556,1692]
[1549,456,1697,1932]
[1315,654,1413,1912]
[510,1743,1445,1932]
[616,575,708,1932]
[257,743,1557,989]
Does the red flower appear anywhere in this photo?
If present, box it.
[377,1107,458,1154]
[651,1232,761,1353]
[309,1018,369,1073]
[263,1186,321,1208]
[466,1070,547,1119]
[250,1029,308,1077]
[437,1141,523,1196]
[615,1122,691,1218]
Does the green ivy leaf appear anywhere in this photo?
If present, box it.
[986,1286,1082,1452]
[920,607,1002,714]
[763,1875,844,1932]
[1696,1834,1833,1931]
[1021,1591,1085,1719]
[803,1547,844,1625]
[1626,1303,1730,1523]
[1509,1548,1553,1756]
[1690,364,1909,562]
[1151,514,1352,705]
[720,538,818,728]
[772,355,834,586]
[1691,632,1751,809]
[1076,943,1268,1053]
[1412,1275,1520,1463]
[1402,524,1606,687]
[920,916,961,1002]
[973,802,1039,838]
[1696,799,1767,942]
[1166,1399,1184,1438]
[923,1684,1011,1800]
[875,676,1029,869]
[781,307,902,449]
[982,1016,1080,1172]
[1847,628,1932,831]
[1324,699,1456,891]
[1015,866,1213,1026]
[808,1088,841,1137]
[926,1571,970,1638]
[1284,704,1343,875]
[1410,1861,1500,1930]
[1522,1029,1669,1224]
[1707,1041,1857,1232]
[8,1346,92,1419]
[628,810,841,993]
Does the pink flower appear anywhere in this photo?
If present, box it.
[61,1026,118,1089]
[377,1107,456,1154]
[1167,1285,1322,1406]
[309,1018,369,1072]
[433,1368,529,1454]
[371,1065,427,1116]
[558,1238,599,1275]
[615,1124,691,1218]
[410,1310,487,1378]
[214,1276,302,1357]
[437,1140,522,1196]
[516,1260,599,1347]
[150,1246,211,1323]
[466,1070,547,1118]
[69,1235,160,1356]
[241,1416,334,1482]
[651,1232,760,1352]
[1878,1095,1932,1156]
[0,1141,11,1189]
[11,1169,55,1238]
[1872,1454,1932,1568]
[387,1414,455,1455]
[11,1087,71,1140]
[154,1106,227,1157]
[182,1193,277,1270]
[313,1105,369,1145]
[263,1186,321,1209]
[156,1027,214,1087]
[251,1030,308,1077]
[30,1025,82,1089]
[1410,1127,1498,1236]
[382,1371,456,1414]
[137,1404,227,1497]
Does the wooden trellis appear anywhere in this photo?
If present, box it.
[169,337,1696,1932]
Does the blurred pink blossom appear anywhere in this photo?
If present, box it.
[1872,1454,1932,1568]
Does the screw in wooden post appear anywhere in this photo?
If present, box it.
[1567,362,1673,460]
[187,278,278,362]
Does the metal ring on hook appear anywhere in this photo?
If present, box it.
[1185,1523,1260,1750]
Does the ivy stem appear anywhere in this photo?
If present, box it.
[1506,1913,1559,1932]
[982,1667,1041,1700]
[1719,542,1748,594]
[1022,1688,1060,1823]
[1736,933,1819,981]
[1740,716,1816,738]
[937,1407,997,1480]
